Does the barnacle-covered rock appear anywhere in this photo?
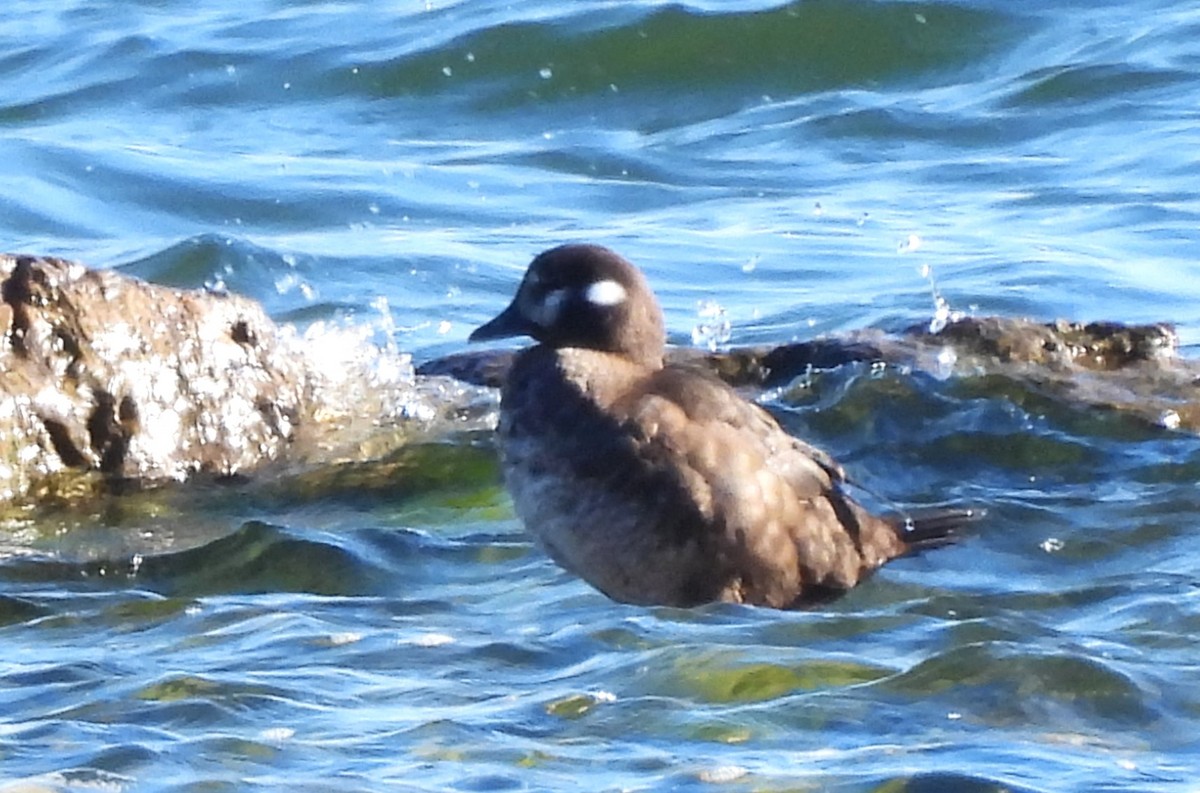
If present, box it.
[0,254,492,506]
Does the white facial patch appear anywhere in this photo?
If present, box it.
[585,279,627,307]
[526,287,567,327]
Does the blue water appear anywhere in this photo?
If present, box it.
[4,1,1200,790]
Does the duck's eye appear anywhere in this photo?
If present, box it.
[584,279,627,307]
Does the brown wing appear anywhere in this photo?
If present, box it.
[614,364,904,607]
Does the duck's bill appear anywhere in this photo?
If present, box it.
[468,301,532,342]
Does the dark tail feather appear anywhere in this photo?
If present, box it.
[893,507,984,551]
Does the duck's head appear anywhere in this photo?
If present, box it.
[469,244,667,366]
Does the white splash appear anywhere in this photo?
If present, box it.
[1040,537,1065,553]
[692,300,731,352]
[697,765,748,784]
[408,632,455,647]
[918,260,963,334]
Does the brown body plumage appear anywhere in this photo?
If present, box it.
[471,244,974,609]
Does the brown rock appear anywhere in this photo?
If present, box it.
[0,254,309,502]
[0,253,500,506]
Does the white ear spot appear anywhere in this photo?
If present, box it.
[585,279,627,307]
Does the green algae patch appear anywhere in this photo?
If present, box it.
[0,594,49,627]
[515,750,557,769]
[691,721,753,744]
[544,691,615,719]
[137,675,222,703]
[105,596,197,625]
[676,658,887,704]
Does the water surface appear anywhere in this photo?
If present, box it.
[3,1,1200,790]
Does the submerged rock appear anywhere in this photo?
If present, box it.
[418,316,1181,387]
[420,315,1197,432]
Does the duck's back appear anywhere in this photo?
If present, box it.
[498,345,910,608]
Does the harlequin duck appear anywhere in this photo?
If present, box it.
[470,244,974,609]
